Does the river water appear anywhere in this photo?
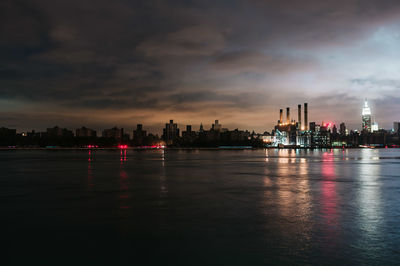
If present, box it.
[2,149,400,265]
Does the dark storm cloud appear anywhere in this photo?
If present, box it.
[1,0,400,130]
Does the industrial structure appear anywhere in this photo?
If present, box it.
[272,103,310,147]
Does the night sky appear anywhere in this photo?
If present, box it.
[1,0,400,134]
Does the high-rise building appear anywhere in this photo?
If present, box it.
[182,125,197,142]
[309,122,316,132]
[212,120,221,131]
[133,124,147,139]
[162,120,179,144]
[102,127,123,139]
[394,122,400,134]
[47,126,74,137]
[133,124,147,145]
[371,122,379,132]
[76,127,97,137]
[332,124,338,135]
[362,99,372,133]
[339,122,346,136]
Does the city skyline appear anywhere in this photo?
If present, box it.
[2,1,400,132]
[2,99,396,136]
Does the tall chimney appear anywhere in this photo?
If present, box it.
[304,103,308,130]
[279,109,283,124]
[286,107,290,123]
[298,104,301,129]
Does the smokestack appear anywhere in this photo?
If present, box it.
[279,109,283,124]
[298,104,301,129]
[286,107,290,123]
[304,103,308,130]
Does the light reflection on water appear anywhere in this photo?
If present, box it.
[357,149,384,256]
[2,148,400,265]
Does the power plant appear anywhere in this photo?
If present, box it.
[273,103,311,147]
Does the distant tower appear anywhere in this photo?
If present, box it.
[339,122,346,136]
[304,103,308,130]
[286,107,290,124]
[362,99,372,133]
[297,104,301,129]
[279,109,283,124]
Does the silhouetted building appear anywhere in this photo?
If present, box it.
[182,125,197,143]
[47,126,73,137]
[133,124,147,145]
[102,127,123,140]
[0,127,17,146]
[76,127,97,138]
[199,123,204,133]
[339,122,346,136]
[211,120,221,131]
[0,127,16,137]
[332,124,338,135]
[309,122,316,132]
[162,120,179,145]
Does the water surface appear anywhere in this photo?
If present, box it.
[2,149,400,265]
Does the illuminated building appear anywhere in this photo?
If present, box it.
[371,122,379,132]
[274,103,310,146]
[162,120,179,145]
[362,99,372,133]
[394,122,400,134]
[311,124,331,147]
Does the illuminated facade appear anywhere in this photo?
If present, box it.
[371,122,379,132]
[362,99,372,133]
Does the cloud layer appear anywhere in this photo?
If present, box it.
[1,0,400,133]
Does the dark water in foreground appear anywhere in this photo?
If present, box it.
[2,149,400,265]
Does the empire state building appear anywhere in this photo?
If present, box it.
[362,99,372,132]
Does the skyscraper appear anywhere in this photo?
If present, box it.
[339,122,346,136]
[394,122,400,134]
[133,124,147,145]
[362,99,372,133]
[162,120,179,145]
